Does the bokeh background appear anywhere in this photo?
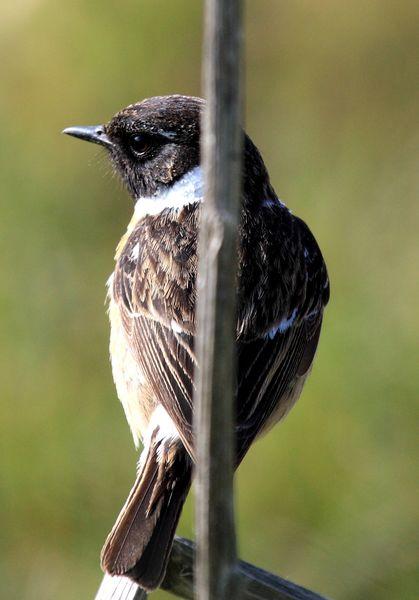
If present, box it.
[1,1,418,599]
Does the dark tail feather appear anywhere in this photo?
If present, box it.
[101,435,191,591]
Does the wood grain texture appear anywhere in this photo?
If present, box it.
[195,0,243,599]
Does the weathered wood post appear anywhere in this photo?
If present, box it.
[194,0,243,599]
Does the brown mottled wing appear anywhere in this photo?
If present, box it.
[113,208,198,456]
[130,316,196,455]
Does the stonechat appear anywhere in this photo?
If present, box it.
[64,95,329,590]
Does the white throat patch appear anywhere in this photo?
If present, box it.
[134,166,203,220]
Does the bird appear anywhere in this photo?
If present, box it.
[63,94,330,591]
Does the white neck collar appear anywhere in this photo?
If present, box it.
[134,166,203,220]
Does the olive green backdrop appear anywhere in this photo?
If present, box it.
[1,2,417,599]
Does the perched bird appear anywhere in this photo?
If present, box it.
[63,95,329,591]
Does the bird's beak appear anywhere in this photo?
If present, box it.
[62,125,114,149]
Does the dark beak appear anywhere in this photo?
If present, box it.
[62,125,114,149]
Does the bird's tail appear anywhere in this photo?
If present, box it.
[100,433,192,591]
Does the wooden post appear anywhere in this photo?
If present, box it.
[194,0,243,599]
[96,537,330,600]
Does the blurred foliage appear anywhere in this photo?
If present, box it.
[1,1,418,599]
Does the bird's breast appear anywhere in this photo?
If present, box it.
[107,279,154,447]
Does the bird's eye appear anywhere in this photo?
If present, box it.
[129,134,152,156]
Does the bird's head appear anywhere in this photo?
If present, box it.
[64,94,275,210]
[63,95,203,200]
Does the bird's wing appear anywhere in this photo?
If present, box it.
[129,315,196,456]
[234,212,330,463]
[235,310,323,463]
[112,210,198,457]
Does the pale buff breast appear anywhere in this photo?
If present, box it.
[107,276,154,448]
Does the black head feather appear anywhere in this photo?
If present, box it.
[105,95,203,199]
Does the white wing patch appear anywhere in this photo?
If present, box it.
[130,243,140,261]
[171,319,184,334]
[265,307,298,339]
[263,197,289,210]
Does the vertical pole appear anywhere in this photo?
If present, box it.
[195,1,243,599]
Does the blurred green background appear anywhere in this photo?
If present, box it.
[1,1,418,599]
